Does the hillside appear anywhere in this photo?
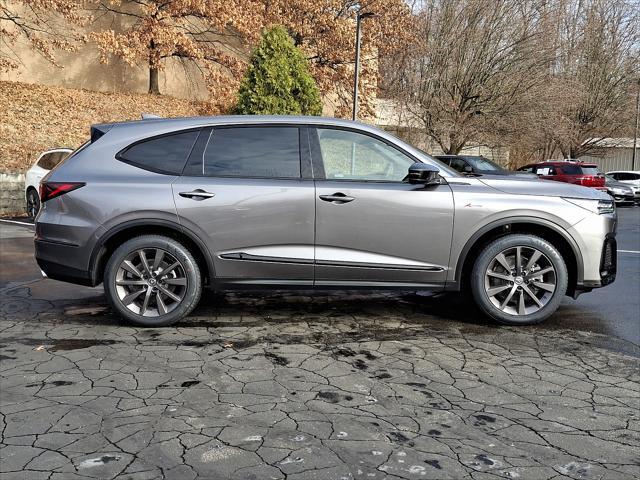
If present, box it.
[0,81,208,171]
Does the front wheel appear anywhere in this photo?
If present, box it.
[470,234,568,325]
[104,235,202,326]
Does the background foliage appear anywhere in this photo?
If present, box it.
[0,81,205,171]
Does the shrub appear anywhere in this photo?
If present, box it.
[235,26,322,116]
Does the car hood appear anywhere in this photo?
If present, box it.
[605,179,632,190]
[478,175,610,200]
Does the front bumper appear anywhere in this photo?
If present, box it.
[568,212,617,292]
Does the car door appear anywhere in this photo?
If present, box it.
[311,127,454,287]
[172,125,315,286]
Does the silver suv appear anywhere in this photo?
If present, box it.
[35,116,617,326]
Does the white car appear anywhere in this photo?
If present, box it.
[25,148,73,218]
[606,170,640,203]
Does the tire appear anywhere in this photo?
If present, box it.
[470,234,568,325]
[104,235,202,327]
[26,189,40,219]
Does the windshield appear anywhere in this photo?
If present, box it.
[465,156,504,172]
[580,166,600,175]
[414,149,460,177]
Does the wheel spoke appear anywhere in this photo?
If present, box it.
[532,281,555,292]
[138,250,152,276]
[515,247,522,273]
[524,250,542,271]
[122,260,143,278]
[164,277,187,286]
[157,284,181,302]
[487,271,513,281]
[141,288,153,315]
[487,284,512,297]
[152,249,165,270]
[156,292,167,315]
[116,279,147,286]
[121,288,146,305]
[526,266,554,279]
[499,285,518,310]
[518,290,526,315]
[159,261,180,277]
[495,253,511,272]
[523,285,544,307]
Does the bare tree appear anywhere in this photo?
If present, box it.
[0,0,83,72]
[384,0,550,154]
[545,0,639,158]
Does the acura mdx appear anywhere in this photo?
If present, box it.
[35,116,617,326]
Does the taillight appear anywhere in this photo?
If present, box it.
[39,182,85,203]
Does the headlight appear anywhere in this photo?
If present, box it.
[563,197,615,214]
[610,187,627,195]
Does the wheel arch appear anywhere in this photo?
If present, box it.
[455,217,582,296]
[90,219,215,287]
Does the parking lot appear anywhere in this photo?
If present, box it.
[0,208,638,480]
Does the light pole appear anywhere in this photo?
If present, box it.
[632,78,639,170]
[352,11,375,121]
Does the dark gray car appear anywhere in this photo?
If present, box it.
[36,116,617,327]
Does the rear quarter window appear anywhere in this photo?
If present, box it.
[117,130,200,174]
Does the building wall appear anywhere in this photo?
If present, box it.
[581,148,640,172]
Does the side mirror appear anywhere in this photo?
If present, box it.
[463,165,473,173]
[408,163,440,185]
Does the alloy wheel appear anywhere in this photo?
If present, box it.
[27,191,40,218]
[114,248,188,317]
[484,246,556,316]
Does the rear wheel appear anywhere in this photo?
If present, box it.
[26,189,40,219]
[470,234,568,325]
[104,235,202,326]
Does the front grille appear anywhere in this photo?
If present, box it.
[600,236,617,285]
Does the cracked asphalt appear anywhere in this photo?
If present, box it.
[0,210,639,480]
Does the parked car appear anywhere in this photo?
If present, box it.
[35,116,617,327]
[434,154,530,177]
[25,148,73,218]
[604,175,635,205]
[518,161,606,190]
[605,170,640,202]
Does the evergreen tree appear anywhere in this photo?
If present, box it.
[236,26,322,115]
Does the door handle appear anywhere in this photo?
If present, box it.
[179,189,215,200]
[319,193,355,204]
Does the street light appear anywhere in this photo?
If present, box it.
[352,11,376,121]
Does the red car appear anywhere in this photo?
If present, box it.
[518,161,606,190]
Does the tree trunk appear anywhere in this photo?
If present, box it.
[149,66,160,95]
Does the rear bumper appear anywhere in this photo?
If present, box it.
[35,239,94,286]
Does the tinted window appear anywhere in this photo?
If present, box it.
[616,172,640,181]
[38,151,69,170]
[580,166,600,175]
[559,165,582,174]
[316,128,414,181]
[449,158,469,173]
[203,127,300,178]
[466,156,503,172]
[119,130,199,174]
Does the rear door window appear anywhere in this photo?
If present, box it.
[118,130,199,174]
[203,127,300,178]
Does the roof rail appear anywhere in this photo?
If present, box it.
[141,113,161,119]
